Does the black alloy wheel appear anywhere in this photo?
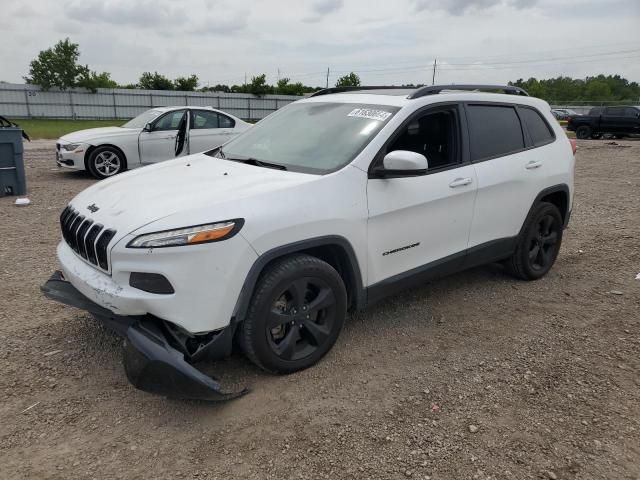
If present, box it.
[241,254,347,373]
[527,213,560,273]
[505,202,563,280]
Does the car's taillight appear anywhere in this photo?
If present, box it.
[569,138,577,155]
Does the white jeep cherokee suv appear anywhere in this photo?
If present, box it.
[43,85,576,400]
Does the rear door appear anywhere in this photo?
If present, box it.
[189,109,238,153]
[624,107,640,134]
[601,107,629,134]
[466,103,554,251]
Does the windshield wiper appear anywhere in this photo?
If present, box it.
[227,157,287,171]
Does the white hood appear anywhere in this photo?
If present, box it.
[60,127,140,144]
[68,153,316,236]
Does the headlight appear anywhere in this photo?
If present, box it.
[61,143,82,151]
[127,219,243,248]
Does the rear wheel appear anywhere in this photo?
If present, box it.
[241,254,347,374]
[505,202,563,281]
[575,125,592,140]
[87,146,126,179]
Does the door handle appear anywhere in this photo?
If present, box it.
[449,177,473,188]
[525,160,543,170]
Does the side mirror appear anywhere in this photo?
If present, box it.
[143,122,153,132]
[373,150,428,178]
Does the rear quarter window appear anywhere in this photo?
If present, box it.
[466,104,525,161]
[519,107,555,147]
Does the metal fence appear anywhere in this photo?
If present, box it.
[0,83,302,121]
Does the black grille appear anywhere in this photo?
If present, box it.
[59,206,116,271]
[96,230,117,270]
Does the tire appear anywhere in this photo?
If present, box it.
[241,254,347,374]
[87,146,126,179]
[505,202,563,281]
[575,126,592,140]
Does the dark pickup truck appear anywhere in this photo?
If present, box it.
[567,106,640,139]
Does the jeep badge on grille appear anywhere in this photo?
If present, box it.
[87,204,99,213]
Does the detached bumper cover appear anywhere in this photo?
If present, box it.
[41,271,248,401]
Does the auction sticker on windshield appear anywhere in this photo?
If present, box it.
[348,108,392,122]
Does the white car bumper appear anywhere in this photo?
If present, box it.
[56,142,87,170]
[56,233,258,333]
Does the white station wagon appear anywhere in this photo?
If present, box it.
[55,106,250,179]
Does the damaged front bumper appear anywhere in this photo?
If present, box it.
[41,271,248,401]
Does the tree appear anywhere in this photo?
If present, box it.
[276,78,305,96]
[247,74,273,96]
[335,72,360,88]
[77,71,118,92]
[138,71,174,90]
[24,38,89,90]
[174,74,199,91]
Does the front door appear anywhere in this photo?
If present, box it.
[139,109,189,164]
[366,104,477,287]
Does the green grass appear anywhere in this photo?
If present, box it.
[10,119,126,140]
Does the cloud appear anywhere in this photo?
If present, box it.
[303,0,344,23]
[192,11,249,35]
[414,0,537,15]
[66,0,189,27]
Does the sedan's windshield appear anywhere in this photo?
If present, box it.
[122,109,164,128]
[213,102,399,174]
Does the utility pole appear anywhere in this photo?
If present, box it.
[432,59,437,86]
[244,72,247,87]
[277,68,280,82]
[326,67,330,88]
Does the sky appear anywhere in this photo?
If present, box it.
[1,0,639,88]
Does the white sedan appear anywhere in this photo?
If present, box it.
[56,107,251,179]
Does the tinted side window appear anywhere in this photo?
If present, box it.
[589,107,603,115]
[519,107,554,147]
[218,114,235,128]
[153,110,186,131]
[467,105,524,161]
[191,110,219,129]
[387,107,459,170]
[605,107,625,116]
[625,107,639,117]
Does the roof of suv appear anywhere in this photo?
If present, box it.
[302,84,550,109]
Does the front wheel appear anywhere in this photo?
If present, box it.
[241,254,347,374]
[87,146,126,179]
[575,125,592,140]
[505,202,563,280]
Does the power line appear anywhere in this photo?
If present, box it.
[206,47,640,86]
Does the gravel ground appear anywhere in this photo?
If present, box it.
[1,139,639,480]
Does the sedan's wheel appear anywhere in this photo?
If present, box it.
[575,125,592,140]
[241,254,347,374]
[505,202,563,280]
[88,146,125,179]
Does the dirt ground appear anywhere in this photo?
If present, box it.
[1,139,638,480]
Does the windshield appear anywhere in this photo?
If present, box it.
[214,102,399,174]
[122,109,164,128]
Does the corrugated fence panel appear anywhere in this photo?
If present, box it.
[0,83,304,120]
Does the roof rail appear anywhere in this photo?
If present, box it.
[408,84,529,98]
[309,86,411,97]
